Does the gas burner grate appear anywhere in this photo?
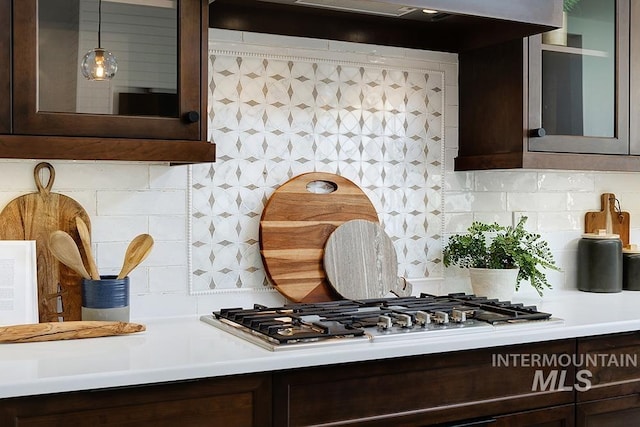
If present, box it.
[210,293,554,346]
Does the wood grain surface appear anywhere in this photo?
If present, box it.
[0,321,145,343]
[584,192,630,247]
[324,219,411,299]
[0,163,91,322]
[260,172,378,302]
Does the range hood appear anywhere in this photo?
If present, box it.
[208,0,562,52]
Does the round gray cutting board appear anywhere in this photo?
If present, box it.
[323,219,412,299]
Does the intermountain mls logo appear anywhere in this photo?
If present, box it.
[492,352,638,392]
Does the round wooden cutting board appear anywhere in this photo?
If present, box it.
[324,219,412,299]
[259,172,378,302]
[0,163,91,322]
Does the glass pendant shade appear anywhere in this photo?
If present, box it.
[81,48,117,81]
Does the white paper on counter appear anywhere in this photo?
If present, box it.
[0,241,38,325]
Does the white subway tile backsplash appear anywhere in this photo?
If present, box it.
[98,190,186,215]
[568,192,599,212]
[92,216,149,242]
[445,104,459,128]
[473,212,513,226]
[49,162,150,190]
[2,30,640,321]
[536,212,582,231]
[444,212,475,233]
[507,192,567,212]
[150,164,189,190]
[146,241,188,267]
[149,216,186,241]
[444,126,458,150]
[149,266,188,293]
[474,171,537,192]
[537,172,594,192]
[0,160,43,188]
[594,172,640,192]
[445,191,506,212]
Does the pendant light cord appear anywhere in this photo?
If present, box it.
[98,0,102,48]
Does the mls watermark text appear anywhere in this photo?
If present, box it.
[492,352,638,391]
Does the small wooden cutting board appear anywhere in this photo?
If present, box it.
[324,219,412,299]
[584,192,630,247]
[0,163,91,322]
[260,172,378,302]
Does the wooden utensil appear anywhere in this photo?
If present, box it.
[75,217,100,280]
[585,192,630,247]
[117,234,154,279]
[0,162,91,322]
[324,219,412,299]
[0,321,145,343]
[49,231,91,280]
[259,172,378,302]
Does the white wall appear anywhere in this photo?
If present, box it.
[1,29,638,320]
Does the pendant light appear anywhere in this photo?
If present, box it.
[81,0,118,81]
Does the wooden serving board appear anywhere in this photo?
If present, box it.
[0,163,91,322]
[324,219,412,299]
[584,192,630,247]
[260,172,378,302]
[0,321,145,343]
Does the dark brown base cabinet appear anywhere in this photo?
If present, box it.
[0,374,272,427]
[1,332,639,426]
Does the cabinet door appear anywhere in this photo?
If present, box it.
[577,394,640,426]
[528,0,629,155]
[576,331,640,402]
[12,0,203,141]
[0,374,272,427]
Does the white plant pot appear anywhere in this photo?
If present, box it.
[468,268,520,302]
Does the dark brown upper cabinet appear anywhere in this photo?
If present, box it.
[457,0,636,171]
[0,0,215,164]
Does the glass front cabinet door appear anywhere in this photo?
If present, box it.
[1,0,214,163]
[528,0,629,155]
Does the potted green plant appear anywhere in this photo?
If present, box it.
[443,217,560,299]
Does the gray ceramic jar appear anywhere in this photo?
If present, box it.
[577,233,622,293]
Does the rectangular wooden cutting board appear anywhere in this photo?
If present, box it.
[0,163,91,322]
[584,192,630,247]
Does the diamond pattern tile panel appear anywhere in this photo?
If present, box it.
[190,49,444,293]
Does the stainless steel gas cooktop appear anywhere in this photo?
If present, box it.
[200,293,563,351]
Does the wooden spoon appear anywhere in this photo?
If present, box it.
[75,217,100,280]
[117,234,154,279]
[49,230,91,280]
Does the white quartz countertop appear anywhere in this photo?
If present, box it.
[2,290,640,399]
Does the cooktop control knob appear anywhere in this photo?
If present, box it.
[415,310,431,326]
[451,309,467,323]
[431,311,449,324]
[392,313,412,328]
[377,315,393,330]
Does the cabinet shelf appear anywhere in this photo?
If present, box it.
[542,43,609,58]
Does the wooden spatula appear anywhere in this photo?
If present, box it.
[117,234,154,279]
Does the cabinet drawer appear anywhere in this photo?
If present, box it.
[577,331,640,402]
[274,340,575,427]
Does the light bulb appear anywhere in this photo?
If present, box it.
[81,48,118,81]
